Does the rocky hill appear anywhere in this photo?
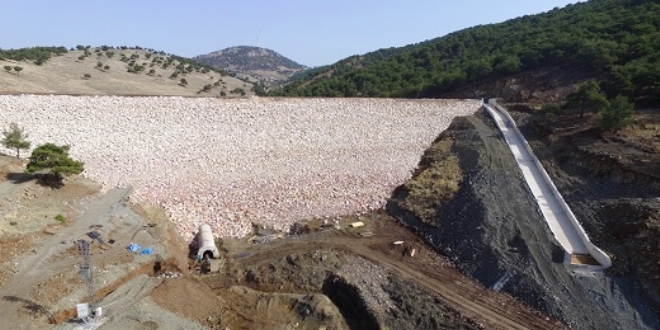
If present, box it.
[194,46,307,82]
[0,46,255,97]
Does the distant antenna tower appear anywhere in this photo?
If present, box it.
[256,30,262,47]
[76,240,98,309]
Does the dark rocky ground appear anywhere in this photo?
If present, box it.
[388,108,660,330]
[218,244,483,330]
[206,248,482,330]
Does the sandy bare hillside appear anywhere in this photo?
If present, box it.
[0,48,254,96]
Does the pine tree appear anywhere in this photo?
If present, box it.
[1,123,31,158]
[25,143,84,187]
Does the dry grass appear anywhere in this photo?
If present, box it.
[400,137,463,226]
[624,111,660,151]
[0,49,252,97]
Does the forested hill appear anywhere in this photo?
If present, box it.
[272,0,660,105]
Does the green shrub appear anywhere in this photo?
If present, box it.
[599,95,634,132]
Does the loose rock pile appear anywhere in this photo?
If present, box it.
[0,95,479,239]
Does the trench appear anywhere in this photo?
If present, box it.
[321,274,379,330]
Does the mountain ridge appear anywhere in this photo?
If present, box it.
[194,45,308,81]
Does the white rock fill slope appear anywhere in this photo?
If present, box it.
[0,96,480,239]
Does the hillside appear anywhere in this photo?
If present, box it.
[194,46,307,82]
[273,0,660,105]
[0,46,255,97]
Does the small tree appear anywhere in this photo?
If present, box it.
[97,61,103,68]
[180,78,188,86]
[1,123,31,158]
[3,65,12,73]
[13,66,23,76]
[25,143,84,187]
[563,81,609,117]
[83,73,91,79]
[599,95,634,133]
[104,65,110,71]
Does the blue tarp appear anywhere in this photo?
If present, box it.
[127,243,142,252]
[128,243,153,255]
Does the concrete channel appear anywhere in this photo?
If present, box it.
[483,100,611,269]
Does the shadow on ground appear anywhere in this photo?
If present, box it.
[2,295,55,323]
[5,172,35,184]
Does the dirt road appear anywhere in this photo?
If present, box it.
[220,216,566,330]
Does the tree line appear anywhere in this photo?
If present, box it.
[0,46,68,65]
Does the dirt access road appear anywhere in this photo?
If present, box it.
[0,187,133,328]
[214,214,566,330]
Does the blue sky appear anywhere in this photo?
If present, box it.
[1,0,581,67]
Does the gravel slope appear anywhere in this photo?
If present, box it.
[388,109,660,330]
[0,96,479,239]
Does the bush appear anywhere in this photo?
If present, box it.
[599,95,634,132]
[230,87,246,96]
[83,73,91,79]
[179,78,188,86]
[54,214,66,222]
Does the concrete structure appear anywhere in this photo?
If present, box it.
[484,100,612,269]
[197,224,220,259]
